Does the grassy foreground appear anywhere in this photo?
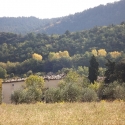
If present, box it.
[0,101,125,125]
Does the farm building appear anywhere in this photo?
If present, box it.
[2,74,65,103]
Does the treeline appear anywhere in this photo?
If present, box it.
[0,0,125,34]
[0,17,58,34]
[0,22,125,77]
[11,56,125,104]
[11,71,125,104]
[0,22,125,62]
[42,0,125,34]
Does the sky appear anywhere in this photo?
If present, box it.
[0,0,120,19]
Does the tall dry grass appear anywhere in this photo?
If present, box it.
[0,101,125,125]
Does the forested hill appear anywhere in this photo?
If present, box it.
[41,0,125,34]
[0,0,125,34]
[0,22,125,63]
[0,17,58,34]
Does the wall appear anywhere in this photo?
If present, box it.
[2,80,60,103]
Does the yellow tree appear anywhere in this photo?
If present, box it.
[55,52,60,59]
[48,52,60,60]
[91,49,97,56]
[62,51,70,57]
[59,51,63,57]
[109,51,121,58]
[59,51,69,58]
[32,53,42,60]
[48,51,70,60]
[98,49,107,57]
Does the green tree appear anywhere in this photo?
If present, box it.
[27,70,33,77]
[115,59,125,83]
[64,70,80,84]
[25,75,44,90]
[11,75,45,104]
[104,59,116,83]
[88,55,99,83]
[0,67,7,79]
[58,71,82,102]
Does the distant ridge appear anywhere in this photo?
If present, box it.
[0,0,125,34]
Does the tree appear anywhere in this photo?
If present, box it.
[23,75,45,103]
[0,67,7,79]
[98,49,107,57]
[104,59,116,83]
[27,70,33,77]
[64,70,80,84]
[48,51,70,61]
[11,75,45,104]
[32,53,42,61]
[115,59,125,83]
[25,75,44,90]
[109,51,121,58]
[91,49,97,56]
[88,55,99,83]
[58,71,82,102]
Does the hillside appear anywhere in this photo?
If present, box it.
[0,22,125,62]
[0,0,125,34]
[0,17,59,34]
[41,0,125,34]
[0,22,125,75]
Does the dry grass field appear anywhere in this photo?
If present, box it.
[0,101,125,125]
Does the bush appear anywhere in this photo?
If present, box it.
[11,75,45,104]
[11,87,43,104]
[98,81,125,100]
[44,82,82,103]
[113,84,125,100]
[81,88,98,102]
[61,83,82,102]
[11,90,23,104]
[44,88,62,103]
[88,81,101,92]
[98,82,116,100]
[24,86,42,103]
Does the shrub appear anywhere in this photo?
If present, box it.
[98,82,117,100]
[11,87,43,104]
[81,77,90,88]
[11,90,23,104]
[98,81,125,100]
[24,86,42,103]
[113,84,125,100]
[88,81,101,92]
[44,83,82,103]
[11,75,45,104]
[61,83,82,102]
[81,88,98,102]
[44,88,62,103]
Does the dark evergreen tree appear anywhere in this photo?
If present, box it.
[104,59,116,83]
[88,55,99,84]
[115,58,125,83]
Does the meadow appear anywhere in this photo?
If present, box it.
[0,101,125,125]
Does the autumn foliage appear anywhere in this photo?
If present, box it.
[32,53,42,60]
[48,51,70,60]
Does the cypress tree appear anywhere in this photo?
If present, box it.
[104,59,116,83]
[88,55,99,84]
